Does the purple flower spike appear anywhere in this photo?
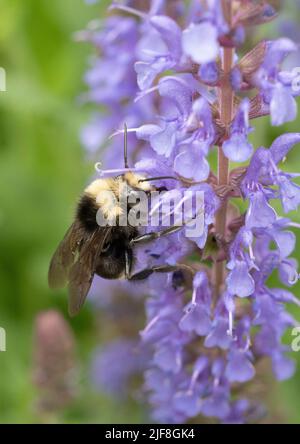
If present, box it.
[82,0,300,425]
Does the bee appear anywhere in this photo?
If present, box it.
[49,125,192,316]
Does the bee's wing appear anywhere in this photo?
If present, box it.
[67,227,111,317]
[48,221,83,289]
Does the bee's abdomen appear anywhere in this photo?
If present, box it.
[77,194,99,232]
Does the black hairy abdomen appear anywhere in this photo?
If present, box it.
[96,243,129,279]
[76,195,99,232]
[76,194,139,279]
[96,228,138,279]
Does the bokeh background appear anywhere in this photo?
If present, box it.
[0,0,300,424]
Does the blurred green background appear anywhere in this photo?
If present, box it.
[0,0,144,424]
[0,0,299,424]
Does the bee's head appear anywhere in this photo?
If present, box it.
[116,173,152,214]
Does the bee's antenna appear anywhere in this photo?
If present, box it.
[139,176,180,183]
[124,123,129,169]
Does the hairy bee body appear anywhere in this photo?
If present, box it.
[48,122,191,316]
[78,191,139,279]
[48,173,152,316]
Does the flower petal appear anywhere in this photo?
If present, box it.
[272,352,296,381]
[179,302,212,336]
[222,133,253,162]
[174,148,210,181]
[150,15,182,59]
[153,344,182,373]
[135,61,160,90]
[199,62,219,84]
[270,133,300,164]
[225,351,255,383]
[226,261,255,298]
[204,318,232,350]
[246,191,277,229]
[158,77,192,117]
[270,86,297,126]
[182,22,219,64]
[150,121,177,157]
[278,177,300,213]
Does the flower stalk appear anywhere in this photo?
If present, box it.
[214,0,235,299]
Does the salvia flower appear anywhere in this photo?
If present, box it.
[222,98,254,162]
[80,0,300,424]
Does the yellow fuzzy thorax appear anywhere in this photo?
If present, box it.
[84,174,151,219]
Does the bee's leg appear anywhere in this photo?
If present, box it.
[130,225,182,246]
[128,263,194,281]
[125,251,129,279]
[124,249,134,279]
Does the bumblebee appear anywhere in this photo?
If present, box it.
[49,126,190,316]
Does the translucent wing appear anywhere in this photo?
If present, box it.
[67,227,111,317]
[48,221,83,289]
